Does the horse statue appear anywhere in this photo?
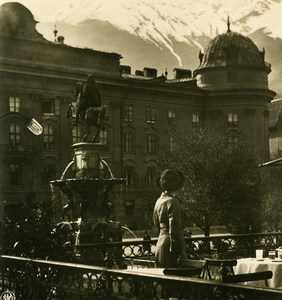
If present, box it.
[66,74,106,143]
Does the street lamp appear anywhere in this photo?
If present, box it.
[0,112,43,135]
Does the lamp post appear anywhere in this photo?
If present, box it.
[0,112,43,135]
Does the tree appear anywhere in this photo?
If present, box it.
[159,129,262,236]
[260,151,282,232]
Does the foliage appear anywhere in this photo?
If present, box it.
[159,129,263,236]
[259,151,282,231]
[0,199,77,261]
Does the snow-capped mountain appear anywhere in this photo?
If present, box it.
[1,0,282,95]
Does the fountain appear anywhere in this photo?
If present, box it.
[50,75,126,267]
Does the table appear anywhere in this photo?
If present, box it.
[234,258,282,288]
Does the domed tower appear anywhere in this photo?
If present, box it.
[0,2,46,41]
[194,20,276,160]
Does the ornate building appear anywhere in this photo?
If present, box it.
[0,3,275,228]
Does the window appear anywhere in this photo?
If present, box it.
[227,113,239,126]
[9,163,22,185]
[72,126,82,144]
[99,130,108,146]
[147,134,156,153]
[43,124,55,149]
[124,105,133,122]
[9,96,20,112]
[169,136,176,152]
[9,122,21,146]
[102,104,109,120]
[146,108,156,124]
[43,164,56,183]
[124,166,135,186]
[124,132,134,153]
[192,113,200,127]
[168,109,176,125]
[43,100,54,114]
[147,166,157,187]
[125,199,134,216]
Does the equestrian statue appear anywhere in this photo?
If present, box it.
[66,74,106,142]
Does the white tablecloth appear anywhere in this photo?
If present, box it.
[234,258,282,288]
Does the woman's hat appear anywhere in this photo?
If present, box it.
[158,169,185,191]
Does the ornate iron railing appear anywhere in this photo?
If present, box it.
[1,255,282,300]
[76,232,282,263]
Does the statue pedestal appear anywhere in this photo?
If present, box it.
[72,142,103,179]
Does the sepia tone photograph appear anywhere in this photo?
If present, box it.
[0,0,282,299]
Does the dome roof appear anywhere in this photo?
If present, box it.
[0,2,46,41]
[196,31,267,71]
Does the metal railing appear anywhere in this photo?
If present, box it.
[1,255,282,300]
[76,232,282,262]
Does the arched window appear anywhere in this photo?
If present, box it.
[9,122,21,146]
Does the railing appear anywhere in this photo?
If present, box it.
[1,255,282,300]
[76,232,282,262]
[186,232,282,258]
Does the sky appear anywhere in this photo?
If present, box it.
[1,1,281,43]
[0,0,278,32]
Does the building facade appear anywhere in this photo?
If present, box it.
[0,3,275,228]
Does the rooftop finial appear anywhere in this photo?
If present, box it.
[53,24,58,42]
[227,15,231,33]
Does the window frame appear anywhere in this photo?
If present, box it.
[9,96,20,112]
[146,133,157,153]
[43,124,55,149]
[227,113,239,127]
[124,132,134,153]
[124,105,133,122]
[9,122,21,146]
[192,113,200,127]
[124,166,135,186]
[146,108,156,124]
[168,109,176,125]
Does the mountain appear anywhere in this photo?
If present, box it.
[2,0,282,96]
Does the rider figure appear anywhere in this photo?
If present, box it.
[75,74,101,125]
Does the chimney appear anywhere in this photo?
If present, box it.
[120,65,131,74]
[173,68,192,79]
[135,70,144,76]
[57,36,65,44]
[143,67,157,78]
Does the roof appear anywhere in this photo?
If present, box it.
[196,31,266,70]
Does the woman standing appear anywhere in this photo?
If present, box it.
[153,169,186,268]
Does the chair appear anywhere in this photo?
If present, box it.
[177,258,206,269]
[202,258,237,280]
[222,270,273,287]
[166,258,206,278]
